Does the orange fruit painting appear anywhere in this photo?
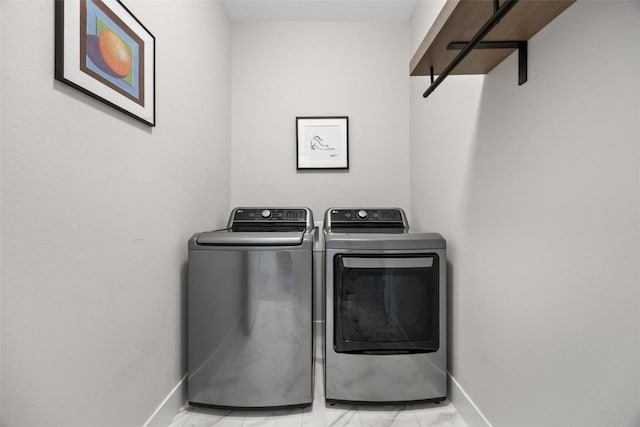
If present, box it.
[98,28,132,78]
[79,0,147,110]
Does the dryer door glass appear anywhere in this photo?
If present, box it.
[333,254,439,354]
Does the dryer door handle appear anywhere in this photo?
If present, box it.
[341,257,433,269]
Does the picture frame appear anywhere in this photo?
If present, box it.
[55,0,156,126]
[296,116,349,170]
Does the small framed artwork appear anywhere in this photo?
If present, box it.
[296,116,349,170]
[55,0,156,126]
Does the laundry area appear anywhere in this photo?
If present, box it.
[1,1,639,427]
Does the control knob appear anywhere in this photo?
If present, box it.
[357,210,368,219]
[261,209,272,218]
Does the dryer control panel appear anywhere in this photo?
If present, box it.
[326,208,407,229]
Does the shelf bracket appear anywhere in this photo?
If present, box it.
[422,0,520,98]
[447,40,528,85]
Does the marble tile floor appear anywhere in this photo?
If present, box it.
[169,325,468,427]
[169,398,468,427]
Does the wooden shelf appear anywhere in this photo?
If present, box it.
[410,0,575,77]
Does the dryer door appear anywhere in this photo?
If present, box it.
[333,254,439,354]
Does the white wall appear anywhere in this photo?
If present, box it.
[410,2,640,427]
[409,0,445,57]
[0,1,231,426]
[0,3,4,418]
[0,1,4,419]
[230,22,410,219]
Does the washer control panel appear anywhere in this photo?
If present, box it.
[233,208,307,222]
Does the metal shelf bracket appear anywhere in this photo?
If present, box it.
[422,0,524,98]
[447,40,528,86]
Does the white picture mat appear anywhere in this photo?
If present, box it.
[297,117,348,168]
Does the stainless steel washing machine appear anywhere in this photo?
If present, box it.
[187,207,314,408]
[323,208,446,403]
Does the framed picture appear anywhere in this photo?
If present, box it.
[296,116,349,170]
[55,0,156,126]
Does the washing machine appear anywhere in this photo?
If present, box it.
[187,207,314,408]
[323,208,446,403]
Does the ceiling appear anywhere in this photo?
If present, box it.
[223,0,420,23]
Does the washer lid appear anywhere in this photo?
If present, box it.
[195,230,305,246]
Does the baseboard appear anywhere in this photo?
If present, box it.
[142,374,187,427]
[448,373,494,427]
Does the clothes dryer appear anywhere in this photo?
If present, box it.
[323,208,446,403]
